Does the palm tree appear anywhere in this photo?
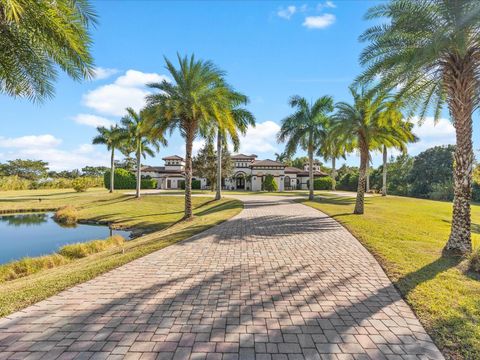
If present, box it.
[121,108,166,198]
[92,125,126,193]
[377,119,417,196]
[278,95,334,201]
[332,86,394,214]
[358,0,480,253]
[1,0,96,102]
[215,98,255,200]
[317,132,349,191]
[146,54,241,220]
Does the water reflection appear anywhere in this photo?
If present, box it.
[0,212,131,264]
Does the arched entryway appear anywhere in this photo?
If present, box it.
[284,176,291,190]
[234,172,246,190]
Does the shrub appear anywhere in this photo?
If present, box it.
[337,172,359,191]
[314,177,333,190]
[468,248,480,274]
[263,174,278,192]
[54,205,78,225]
[428,181,454,201]
[72,178,88,192]
[58,235,125,259]
[473,181,480,202]
[192,180,201,189]
[104,169,157,189]
[0,254,70,283]
[0,176,30,190]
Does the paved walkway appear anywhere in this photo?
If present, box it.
[0,196,443,360]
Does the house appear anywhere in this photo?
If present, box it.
[142,154,328,191]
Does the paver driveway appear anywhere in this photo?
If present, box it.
[0,196,443,360]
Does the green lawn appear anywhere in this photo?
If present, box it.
[302,193,480,360]
[0,189,243,316]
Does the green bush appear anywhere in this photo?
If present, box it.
[192,180,201,189]
[104,169,157,189]
[314,177,333,190]
[337,172,359,191]
[54,205,78,225]
[0,176,30,190]
[263,174,278,192]
[58,235,125,259]
[72,178,88,192]
[473,182,480,202]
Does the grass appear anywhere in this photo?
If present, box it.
[53,205,78,225]
[58,234,125,259]
[0,189,243,316]
[302,192,480,360]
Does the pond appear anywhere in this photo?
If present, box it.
[0,212,131,265]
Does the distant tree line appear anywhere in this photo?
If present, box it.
[332,145,480,202]
[0,159,107,191]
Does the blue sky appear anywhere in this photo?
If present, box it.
[0,0,477,170]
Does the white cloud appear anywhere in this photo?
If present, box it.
[93,67,119,80]
[0,134,110,170]
[317,1,336,10]
[73,114,114,128]
[0,134,62,149]
[407,117,456,155]
[238,121,281,154]
[303,13,336,29]
[178,139,206,157]
[277,5,297,19]
[83,70,169,117]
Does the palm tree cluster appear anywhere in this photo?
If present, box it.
[278,0,478,256]
[93,54,255,218]
[92,108,166,199]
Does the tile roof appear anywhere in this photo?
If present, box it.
[231,154,257,159]
[251,159,285,167]
[162,155,184,161]
[284,166,302,174]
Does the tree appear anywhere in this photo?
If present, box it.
[92,125,126,193]
[275,152,292,165]
[332,86,396,214]
[263,174,278,192]
[0,0,96,102]
[120,107,165,198]
[278,95,334,201]
[214,92,255,201]
[357,1,480,253]
[409,145,455,199]
[193,142,233,190]
[290,156,309,170]
[81,166,109,177]
[146,54,245,220]
[0,159,48,180]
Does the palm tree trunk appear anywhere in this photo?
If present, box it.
[308,146,314,201]
[135,145,141,199]
[382,145,387,196]
[354,143,368,214]
[184,129,194,220]
[215,131,222,201]
[110,148,115,193]
[443,65,474,254]
[331,157,336,191]
[365,155,370,193]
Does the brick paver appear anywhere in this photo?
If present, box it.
[0,196,443,359]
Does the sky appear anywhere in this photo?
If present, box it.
[0,0,478,171]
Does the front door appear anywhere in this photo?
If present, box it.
[167,179,171,189]
[236,176,245,190]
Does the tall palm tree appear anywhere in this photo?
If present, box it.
[121,108,166,199]
[215,97,255,200]
[92,125,126,193]
[278,95,334,201]
[358,0,480,253]
[317,131,349,191]
[332,86,393,214]
[0,0,96,102]
[377,119,418,196]
[146,54,241,220]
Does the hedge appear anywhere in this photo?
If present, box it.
[263,174,278,192]
[104,169,157,190]
[314,177,333,190]
[180,180,200,190]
